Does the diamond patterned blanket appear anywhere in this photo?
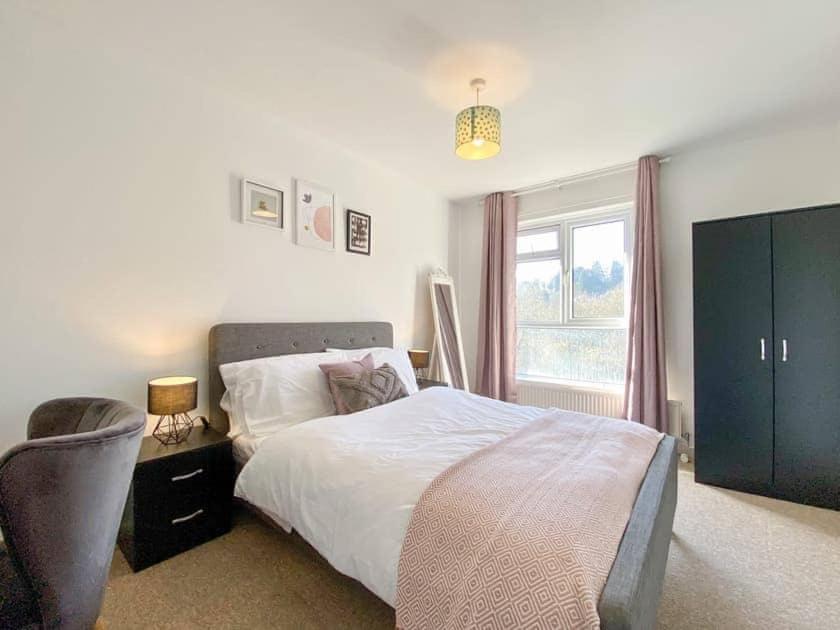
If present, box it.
[395,411,663,629]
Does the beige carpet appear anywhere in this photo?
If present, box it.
[104,466,840,629]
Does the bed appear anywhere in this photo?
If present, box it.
[209,322,677,629]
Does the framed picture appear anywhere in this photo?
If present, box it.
[346,209,371,255]
[241,179,284,229]
[295,179,334,251]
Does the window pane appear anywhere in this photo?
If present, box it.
[572,220,625,319]
[516,327,627,384]
[517,230,558,256]
[516,260,562,322]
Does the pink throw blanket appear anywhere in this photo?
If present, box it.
[396,411,663,630]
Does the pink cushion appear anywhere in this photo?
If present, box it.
[319,353,375,414]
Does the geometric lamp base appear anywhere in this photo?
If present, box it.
[152,412,194,445]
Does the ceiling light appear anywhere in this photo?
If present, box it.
[455,78,501,160]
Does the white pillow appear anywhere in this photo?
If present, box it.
[219,351,346,438]
[220,390,245,437]
[328,346,419,395]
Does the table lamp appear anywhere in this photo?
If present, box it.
[408,349,430,379]
[148,376,198,445]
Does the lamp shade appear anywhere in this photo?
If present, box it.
[148,376,198,415]
[455,105,501,160]
[408,349,430,370]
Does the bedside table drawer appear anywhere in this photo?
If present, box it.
[144,490,212,531]
[147,499,229,565]
[138,448,215,498]
[126,495,230,570]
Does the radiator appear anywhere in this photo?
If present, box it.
[517,381,684,438]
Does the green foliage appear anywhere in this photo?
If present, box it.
[517,327,626,384]
[517,261,624,321]
[574,260,624,296]
[517,278,561,321]
[574,284,624,318]
[516,260,626,383]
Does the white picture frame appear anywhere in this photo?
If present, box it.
[241,179,284,230]
[294,178,335,251]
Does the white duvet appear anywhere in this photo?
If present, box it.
[234,387,545,606]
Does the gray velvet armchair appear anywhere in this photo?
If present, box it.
[0,398,145,629]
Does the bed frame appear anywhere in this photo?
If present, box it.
[208,322,677,630]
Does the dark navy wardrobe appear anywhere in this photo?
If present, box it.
[693,203,840,510]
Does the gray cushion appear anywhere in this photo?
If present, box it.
[320,354,376,415]
[328,364,407,414]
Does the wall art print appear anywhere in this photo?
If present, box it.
[295,179,334,251]
[346,209,371,255]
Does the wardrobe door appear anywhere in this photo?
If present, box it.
[773,206,840,509]
[693,216,774,493]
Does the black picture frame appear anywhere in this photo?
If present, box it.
[345,209,372,255]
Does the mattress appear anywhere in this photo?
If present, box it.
[231,433,266,466]
[234,387,547,605]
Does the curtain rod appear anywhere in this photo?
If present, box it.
[511,156,671,198]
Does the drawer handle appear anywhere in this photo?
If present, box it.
[171,468,203,482]
[171,509,204,525]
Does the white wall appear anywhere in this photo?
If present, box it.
[452,119,840,445]
[0,10,450,450]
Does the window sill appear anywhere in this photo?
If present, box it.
[515,375,624,394]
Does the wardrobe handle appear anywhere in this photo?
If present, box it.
[760,338,766,361]
[782,339,788,362]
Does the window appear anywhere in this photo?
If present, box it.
[516,207,631,386]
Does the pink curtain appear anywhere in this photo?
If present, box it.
[623,156,668,431]
[476,192,517,402]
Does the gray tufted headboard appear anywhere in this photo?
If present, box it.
[207,322,394,434]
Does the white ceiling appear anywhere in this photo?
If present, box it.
[23,0,840,199]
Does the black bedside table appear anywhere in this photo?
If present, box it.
[118,427,233,571]
[417,377,448,390]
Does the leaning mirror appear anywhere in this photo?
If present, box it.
[429,270,469,391]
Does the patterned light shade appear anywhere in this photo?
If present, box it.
[455,105,501,160]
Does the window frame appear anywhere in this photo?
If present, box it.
[564,210,632,327]
[515,224,565,326]
[515,203,633,384]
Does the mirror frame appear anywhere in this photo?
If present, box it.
[429,269,470,391]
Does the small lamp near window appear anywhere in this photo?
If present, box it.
[408,349,430,379]
[148,376,199,445]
